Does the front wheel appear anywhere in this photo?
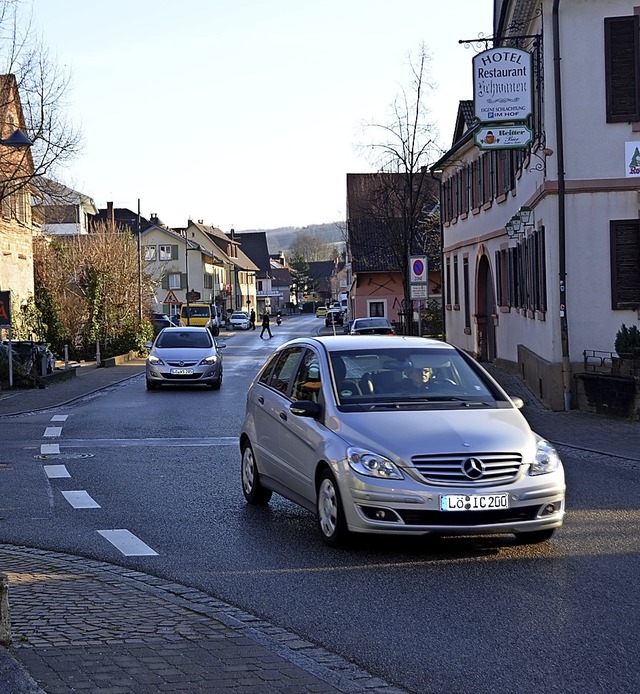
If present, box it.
[316,469,349,547]
[241,443,272,505]
[514,528,555,544]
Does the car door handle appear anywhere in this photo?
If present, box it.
[279,411,287,422]
[258,396,264,405]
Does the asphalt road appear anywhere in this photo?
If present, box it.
[1,314,638,694]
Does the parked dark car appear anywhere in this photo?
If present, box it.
[325,309,344,327]
[350,317,395,335]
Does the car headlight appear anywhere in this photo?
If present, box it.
[200,355,218,365]
[347,447,404,480]
[147,355,164,365]
[529,439,561,475]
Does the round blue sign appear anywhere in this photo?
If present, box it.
[412,259,424,276]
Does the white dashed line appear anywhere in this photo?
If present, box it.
[50,415,68,422]
[61,490,101,508]
[43,465,71,478]
[97,529,159,556]
[43,426,63,438]
[41,443,60,455]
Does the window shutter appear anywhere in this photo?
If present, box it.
[161,275,168,289]
[181,273,187,290]
[610,220,640,309]
[605,16,640,123]
[171,244,179,260]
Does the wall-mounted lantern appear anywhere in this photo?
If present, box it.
[506,206,535,239]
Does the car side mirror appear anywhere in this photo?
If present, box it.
[510,396,524,409]
[216,341,227,349]
[290,400,321,418]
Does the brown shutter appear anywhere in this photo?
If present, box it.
[610,220,640,309]
[605,16,640,123]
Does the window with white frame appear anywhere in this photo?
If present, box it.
[368,300,385,317]
[159,245,173,261]
[168,273,181,289]
[144,245,157,261]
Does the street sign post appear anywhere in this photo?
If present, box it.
[0,291,13,387]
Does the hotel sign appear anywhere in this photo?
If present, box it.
[473,48,533,123]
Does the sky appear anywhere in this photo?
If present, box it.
[28,0,493,231]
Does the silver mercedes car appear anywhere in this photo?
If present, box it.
[240,336,565,546]
[145,326,225,390]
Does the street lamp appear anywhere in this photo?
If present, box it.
[0,129,33,388]
[0,129,33,148]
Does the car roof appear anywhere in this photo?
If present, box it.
[281,335,455,351]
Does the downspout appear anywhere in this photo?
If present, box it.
[553,0,572,410]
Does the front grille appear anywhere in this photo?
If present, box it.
[396,506,539,526]
[412,452,523,487]
[166,360,199,367]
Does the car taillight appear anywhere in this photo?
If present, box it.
[386,330,395,335]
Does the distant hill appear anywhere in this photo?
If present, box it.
[238,222,345,254]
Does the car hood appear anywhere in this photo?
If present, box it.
[151,348,211,359]
[330,408,537,462]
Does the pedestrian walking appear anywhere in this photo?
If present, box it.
[250,308,256,330]
[260,311,273,339]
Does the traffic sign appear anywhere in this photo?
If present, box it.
[0,290,10,325]
[409,256,428,283]
[163,290,180,305]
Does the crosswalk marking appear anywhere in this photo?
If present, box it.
[50,415,68,422]
[43,426,63,438]
[41,443,60,455]
[61,490,101,508]
[44,465,70,478]
[97,529,158,556]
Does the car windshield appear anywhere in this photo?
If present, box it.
[232,313,247,319]
[354,318,390,329]
[156,331,212,349]
[183,306,210,318]
[330,348,502,408]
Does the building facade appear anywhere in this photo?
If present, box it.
[433,0,640,410]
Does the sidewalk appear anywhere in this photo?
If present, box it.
[0,351,637,693]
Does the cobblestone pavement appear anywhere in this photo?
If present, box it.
[0,344,638,693]
[0,546,405,694]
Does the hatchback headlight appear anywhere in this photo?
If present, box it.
[529,439,561,475]
[347,447,404,480]
[200,355,218,365]
[147,355,164,365]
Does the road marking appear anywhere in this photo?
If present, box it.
[97,529,158,556]
[43,465,70,478]
[50,415,68,422]
[44,426,63,438]
[51,437,238,448]
[41,443,60,455]
[61,490,101,508]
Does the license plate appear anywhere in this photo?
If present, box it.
[440,493,509,511]
[170,368,193,375]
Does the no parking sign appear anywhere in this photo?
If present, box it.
[409,256,428,283]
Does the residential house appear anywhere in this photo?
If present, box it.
[234,231,278,315]
[0,74,34,315]
[432,0,640,411]
[183,222,258,316]
[94,202,149,234]
[32,178,98,236]
[308,260,335,307]
[346,173,441,329]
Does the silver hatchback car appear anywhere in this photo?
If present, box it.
[146,326,225,390]
[240,336,565,546]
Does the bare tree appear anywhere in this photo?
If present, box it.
[0,0,81,203]
[354,45,441,327]
[288,232,336,262]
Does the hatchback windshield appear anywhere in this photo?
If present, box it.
[156,330,213,349]
[330,347,498,406]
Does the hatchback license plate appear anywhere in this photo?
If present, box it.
[440,493,509,511]
[170,368,193,375]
